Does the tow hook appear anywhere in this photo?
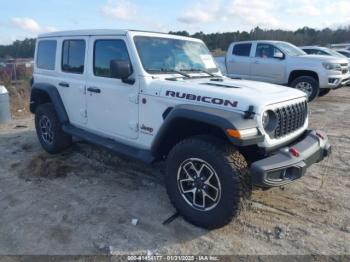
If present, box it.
[289,147,300,157]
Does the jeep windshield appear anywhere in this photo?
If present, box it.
[134,36,219,76]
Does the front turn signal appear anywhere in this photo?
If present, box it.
[226,129,241,139]
[226,128,258,139]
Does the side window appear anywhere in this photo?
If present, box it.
[256,44,282,59]
[304,49,328,56]
[62,40,86,74]
[318,50,329,55]
[232,44,252,57]
[303,49,313,54]
[94,40,131,78]
[37,40,57,70]
[339,51,350,58]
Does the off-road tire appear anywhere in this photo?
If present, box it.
[35,103,72,154]
[165,136,251,229]
[290,76,320,102]
[318,88,331,97]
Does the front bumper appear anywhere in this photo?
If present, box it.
[251,130,331,187]
[343,77,350,87]
[319,71,350,89]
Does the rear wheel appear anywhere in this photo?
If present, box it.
[290,76,319,102]
[165,136,251,229]
[35,103,72,154]
[318,88,331,97]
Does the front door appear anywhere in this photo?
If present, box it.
[86,36,139,140]
[250,43,286,84]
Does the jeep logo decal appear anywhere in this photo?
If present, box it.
[141,124,154,134]
[165,91,238,108]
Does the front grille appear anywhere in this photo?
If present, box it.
[274,101,308,139]
[341,63,348,74]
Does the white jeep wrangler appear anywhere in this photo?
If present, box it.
[30,30,331,229]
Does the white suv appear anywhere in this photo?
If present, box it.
[217,41,350,100]
[30,30,331,229]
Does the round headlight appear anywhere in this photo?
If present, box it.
[262,110,278,133]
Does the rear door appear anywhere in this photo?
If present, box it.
[250,43,286,84]
[85,35,139,140]
[226,43,252,79]
[56,37,88,127]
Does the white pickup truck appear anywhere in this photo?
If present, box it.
[216,41,350,101]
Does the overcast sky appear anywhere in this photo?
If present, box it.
[0,0,349,45]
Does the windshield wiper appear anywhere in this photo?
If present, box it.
[147,68,190,78]
[180,69,218,77]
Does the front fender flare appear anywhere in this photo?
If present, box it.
[151,104,264,156]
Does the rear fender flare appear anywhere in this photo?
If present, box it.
[30,83,69,124]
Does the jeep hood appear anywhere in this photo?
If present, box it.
[151,76,307,114]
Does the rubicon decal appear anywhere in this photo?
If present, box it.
[166,91,238,108]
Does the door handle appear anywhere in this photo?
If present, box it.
[87,87,101,94]
[59,82,70,88]
[254,61,261,64]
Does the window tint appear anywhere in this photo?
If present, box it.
[304,49,328,55]
[256,44,283,58]
[37,40,57,70]
[94,40,131,78]
[232,43,252,57]
[303,49,313,54]
[317,50,329,55]
[338,51,350,58]
[62,40,86,74]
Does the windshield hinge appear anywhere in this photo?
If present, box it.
[244,106,256,119]
[129,94,139,104]
[129,121,139,132]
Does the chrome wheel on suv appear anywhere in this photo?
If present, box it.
[290,76,320,102]
[294,82,313,97]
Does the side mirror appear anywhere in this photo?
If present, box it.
[274,51,284,59]
[110,60,134,83]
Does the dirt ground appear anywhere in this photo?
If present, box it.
[0,88,349,256]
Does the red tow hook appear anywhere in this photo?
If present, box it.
[289,147,300,157]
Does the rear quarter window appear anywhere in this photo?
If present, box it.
[232,43,252,57]
[37,40,57,70]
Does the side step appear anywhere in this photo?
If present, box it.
[62,125,155,164]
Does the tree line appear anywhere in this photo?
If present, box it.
[0,38,36,59]
[170,26,350,53]
[1,26,350,58]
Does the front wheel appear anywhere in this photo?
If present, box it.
[290,76,319,102]
[165,136,251,229]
